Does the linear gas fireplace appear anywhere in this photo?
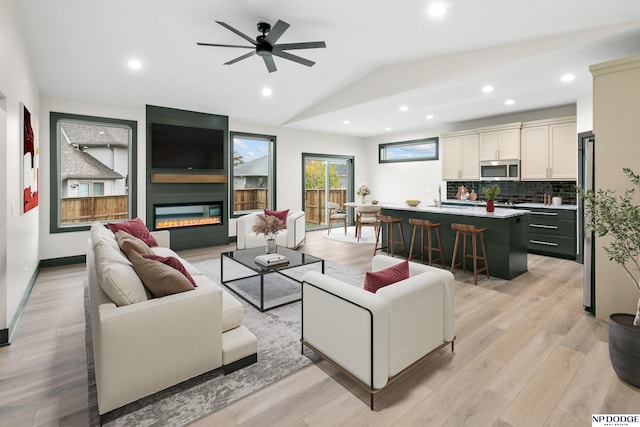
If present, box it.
[153,202,223,230]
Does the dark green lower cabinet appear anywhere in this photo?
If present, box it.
[380,208,529,281]
[522,208,577,260]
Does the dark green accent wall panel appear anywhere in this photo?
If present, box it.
[145,105,229,250]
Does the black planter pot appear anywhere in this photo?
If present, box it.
[609,313,640,388]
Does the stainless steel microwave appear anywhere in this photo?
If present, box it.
[480,160,520,181]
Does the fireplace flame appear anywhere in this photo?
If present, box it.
[156,217,221,229]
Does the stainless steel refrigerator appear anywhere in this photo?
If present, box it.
[578,131,595,314]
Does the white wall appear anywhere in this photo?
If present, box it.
[38,97,146,260]
[0,0,41,330]
[590,55,640,320]
[365,127,449,204]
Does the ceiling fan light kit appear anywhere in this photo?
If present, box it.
[197,19,326,73]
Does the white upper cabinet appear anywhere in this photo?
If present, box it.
[479,123,521,160]
[520,117,577,181]
[442,132,480,180]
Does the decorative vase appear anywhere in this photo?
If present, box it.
[609,313,640,387]
[360,195,366,204]
[265,238,276,254]
[486,200,495,212]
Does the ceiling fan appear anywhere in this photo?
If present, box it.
[197,20,326,73]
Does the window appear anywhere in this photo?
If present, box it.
[379,137,439,163]
[50,112,137,232]
[230,132,276,216]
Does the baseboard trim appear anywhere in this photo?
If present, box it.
[40,254,86,268]
[7,264,41,345]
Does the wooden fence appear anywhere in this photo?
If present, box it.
[233,189,269,212]
[305,189,348,225]
[60,195,128,224]
[232,188,347,225]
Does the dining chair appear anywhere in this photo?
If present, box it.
[355,205,381,241]
[327,202,348,235]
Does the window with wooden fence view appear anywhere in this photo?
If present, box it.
[304,159,348,227]
[231,132,275,215]
[57,118,131,225]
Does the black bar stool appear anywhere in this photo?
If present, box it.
[450,223,489,285]
[374,214,407,257]
[408,218,444,267]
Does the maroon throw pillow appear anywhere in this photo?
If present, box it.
[364,260,410,293]
[264,209,289,229]
[140,254,197,287]
[108,217,158,247]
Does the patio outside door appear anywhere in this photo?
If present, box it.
[302,154,353,231]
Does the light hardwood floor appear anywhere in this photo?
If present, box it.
[1,229,639,426]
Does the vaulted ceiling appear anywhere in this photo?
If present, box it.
[17,0,640,137]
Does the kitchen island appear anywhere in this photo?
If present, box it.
[379,203,529,280]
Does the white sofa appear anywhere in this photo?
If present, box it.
[236,210,306,250]
[301,254,455,409]
[87,222,258,415]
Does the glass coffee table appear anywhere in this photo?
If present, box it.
[220,246,324,312]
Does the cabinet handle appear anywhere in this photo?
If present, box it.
[530,240,559,247]
[530,224,558,229]
[530,212,558,216]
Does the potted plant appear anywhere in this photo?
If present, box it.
[482,184,500,212]
[578,167,640,387]
[252,214,284,253]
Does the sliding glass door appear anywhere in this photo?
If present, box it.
[302,154,353,231]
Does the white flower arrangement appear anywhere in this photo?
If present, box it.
[356,184,371,197]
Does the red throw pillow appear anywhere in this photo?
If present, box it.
[140,254,197,287]
[364,260,410,293]
[108,217,158,247]
[264,209,289,229]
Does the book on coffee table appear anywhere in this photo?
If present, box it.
[254,253,289,267]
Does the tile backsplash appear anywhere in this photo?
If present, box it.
[446,180,577,205]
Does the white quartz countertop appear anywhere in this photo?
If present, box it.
[378,202,529,219]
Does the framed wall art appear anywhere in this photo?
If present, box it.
[22,103,39,213]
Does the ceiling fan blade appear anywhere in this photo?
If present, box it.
[224,51,256,65]
[264,20,290,45]
[263,55,277,73]
[197,42,254,49]
[215,21,256,45]
[273,41,326,51]
[272,50,315,67]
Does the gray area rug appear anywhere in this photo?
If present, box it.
[86,257,365,426]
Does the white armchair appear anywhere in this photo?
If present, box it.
[301,255,455,409]
[236,210,306,250]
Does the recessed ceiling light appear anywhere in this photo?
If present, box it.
[482,85,494,93]
[425,114,434,120]
[561,74,575,82]
[343,120,350,125]
[505,99,515,105]
[427,3,447,18]
[127,59,142,70]
[399,105,409,112]
[261,87,273,97]
[385,127,392,131]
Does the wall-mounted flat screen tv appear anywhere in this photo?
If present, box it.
[151,123,225,170]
